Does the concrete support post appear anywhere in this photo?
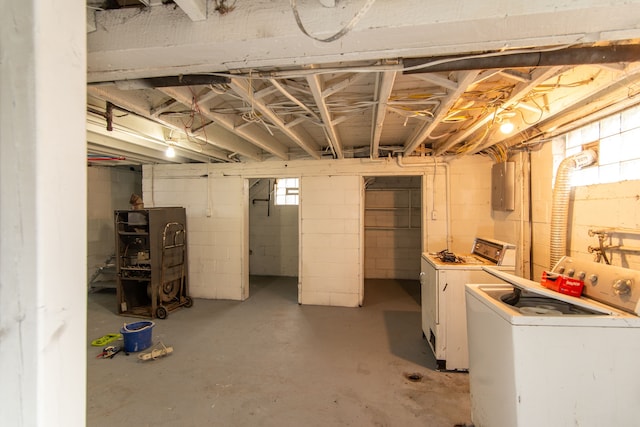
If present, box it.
[0,1,87,425]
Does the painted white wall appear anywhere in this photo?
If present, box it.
[570,181,640,270]
[142,164,248,300]
[447,156,496,252]
[489,153,531,278]
[531,136,640,278]
[87,166,141,282]
[141,157,514,307]
[531,143,555,277]
[249,178,299,276]
[0,1,86,425]
[299,175,362,307]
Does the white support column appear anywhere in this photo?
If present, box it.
[1,1,87,426]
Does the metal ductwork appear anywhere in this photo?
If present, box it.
[549,149,597,267]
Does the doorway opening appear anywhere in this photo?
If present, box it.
[247,178,299,303]
[363,175,422,305]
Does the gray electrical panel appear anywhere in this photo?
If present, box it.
[491,162,515,211]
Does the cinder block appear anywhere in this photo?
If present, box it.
[299,290,331,306]
[330,292,360,307]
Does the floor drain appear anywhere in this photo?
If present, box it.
[405,372,423,382]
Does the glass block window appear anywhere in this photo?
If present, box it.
[556,104,640,186]
[274,178,299,205]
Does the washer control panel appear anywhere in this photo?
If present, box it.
[553,257,640,315]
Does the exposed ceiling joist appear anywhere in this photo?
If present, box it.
[307,74,344,159]
[88,86,233,162]
[371,71,397,158]
[322,73,368,99]
[269,79,321,123]
[411,73,459,92]
[404,70,480,155]
[474,62,640,154]
[87,122,202,164]
[86,2,640,164]
[434,66,565,156]
[157,86,290,160]
[228,78,321,160]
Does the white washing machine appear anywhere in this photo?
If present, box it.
[465,256,640,427]
[420,237,516,371]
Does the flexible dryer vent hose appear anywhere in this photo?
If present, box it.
[549,149,597,268]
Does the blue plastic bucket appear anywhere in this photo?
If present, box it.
[120,321,155,352]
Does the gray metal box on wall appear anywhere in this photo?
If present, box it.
[491,162,515,211]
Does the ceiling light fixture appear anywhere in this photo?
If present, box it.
[500,120,515,134]
[165,145,176,158]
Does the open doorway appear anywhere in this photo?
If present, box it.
[247,178,299,303]
[363,175,422,305]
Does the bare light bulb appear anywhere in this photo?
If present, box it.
[499,120,514,134]
[165,146,176,158]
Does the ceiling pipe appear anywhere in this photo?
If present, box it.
[403,44,640,74]
[91,74,230,89]
[87,156,126,161]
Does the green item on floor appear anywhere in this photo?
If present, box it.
[91,333,122,347]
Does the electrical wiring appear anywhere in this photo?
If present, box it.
[452,109,497,155]
[426,130,456,140]
[120,36,601,163]
[534,71,603,91]
[483,143,509,162]
[511,103,545,126]
[387,106,434,120]
[290,0,377,43]
[172,87,213,150]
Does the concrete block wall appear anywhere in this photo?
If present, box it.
[490,153,530,278]
[423,166,449,252]
[140,157,506,307]
[249,178,299,276]
[531,141,556,277]
[87,166,141,282]
[364,229,421,279]
[142,165,248,300]
[447,156,496,253]
[570,180,640,270]
[364,176,422,280]
[300,175,362,307]
[531,123,640,277]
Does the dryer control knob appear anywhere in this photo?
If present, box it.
[613,279,632,296]
[557,266,566,274]
[567,269,575,277]
[589,274,598,285]
[578,271,586,281]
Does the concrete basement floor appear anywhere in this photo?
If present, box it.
[87,277,471,426]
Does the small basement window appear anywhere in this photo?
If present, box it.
[554,103,640,187]
[274,178,299,205]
